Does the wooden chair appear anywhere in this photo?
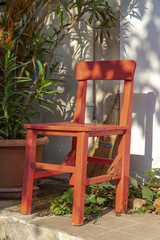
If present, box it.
[21,60,136,225]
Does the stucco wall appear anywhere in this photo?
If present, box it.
[121,0,160,175]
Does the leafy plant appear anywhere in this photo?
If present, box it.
[129,168,160,213]
[49,182,116,220]
[49,188,73,215]
[0,39,59,139]
[0,0,117,139]
[0,1,60,139]
[49,169,160,220]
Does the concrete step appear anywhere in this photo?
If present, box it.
[0,208,84,240]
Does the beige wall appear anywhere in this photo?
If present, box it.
[120,0,160,175]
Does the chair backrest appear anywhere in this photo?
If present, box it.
[73,60,136,127]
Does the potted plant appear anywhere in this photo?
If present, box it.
[0,0,59,197]
[0,0,117,198]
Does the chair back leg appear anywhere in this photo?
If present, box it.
[115,132,131,212]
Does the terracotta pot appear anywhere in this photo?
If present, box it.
[0,136,49,198]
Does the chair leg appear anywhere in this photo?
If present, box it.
[21,130,37,215]
[72,132,88,225]
[115,133,131,213]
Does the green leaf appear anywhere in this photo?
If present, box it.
[57,11,62,18]
[96,197,106,205]
[62,206,71,214]
[137,207,146,214]
[61,191,70,200]
[66,194,73,203]
[143,170,157,178]
[145,199,152,205]
[38,105,54,113]
[99,182,114,188]
[50,203,57,209]
[133,171,143,179]
[53,207,62,215]
[85,194,90,205]
[89,13,94,25]
[67,188,74,194]
[146,204,155,211]
[0,129,8,136]
[61,11,64,25]
[84,207,92,215]
[76,0,82,15]
[61,188,73,203]
[36,60,44,83]
[141,185,153,201]
[153,168,160,174]
[129,176,139,188]
[144,181,160,189]
[89,194,97,204]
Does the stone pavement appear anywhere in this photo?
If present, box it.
[0,199,160,240]
[0,178,160,240]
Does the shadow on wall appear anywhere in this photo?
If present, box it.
[121,0,160,174]
[120,0,147,56]
[41,22,93,124]
[40,20,94,167]
[130,92,156,176]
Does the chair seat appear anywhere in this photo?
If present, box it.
[24,122,127,132]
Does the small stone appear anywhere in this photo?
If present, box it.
[154,199,160,214]
[146,209,152,213]
[133,198,146,211]
[152,210,157,214]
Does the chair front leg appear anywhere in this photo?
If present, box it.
[21,129,37,215]
[72,132,88,226]
[115,132,131,213]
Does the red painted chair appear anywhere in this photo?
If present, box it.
[21,60,136,225]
